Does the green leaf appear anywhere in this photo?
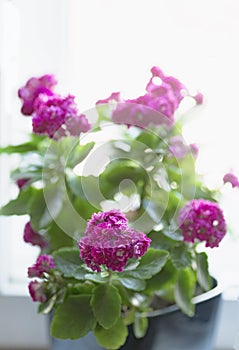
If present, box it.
[53,247,86,280]
[174,268,196,317]
[0,187,34,216]
[123,258,140,271]
[124,248,168,280]
[52,200,87,239]
[68,175,105,206]
[11,165,43,183]
[148,231,176,250]
[100,159,146,198]
[67,142,95,168]
[73,197,97,220]
[161,228,183,241]
[118,277,146,291]
[29,183,64,230]
[91,284,121,329]
[94,318,128,349]
[29,189,49,230]
[96,104,112,123]
[50,295,96,339]
[133,316,148,339]
[84,274,109,284]
[0,142,38,154]
[68,283,94,295]
[146,260,177,293]
[38,294,57,314]
[41,183,64,226]
[46,222,74,252]
[66,173,85,198]
[196,252,213,291]
[171,244,192,269]
[136,129,160,149]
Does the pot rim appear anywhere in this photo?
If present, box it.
[143,278,222,318]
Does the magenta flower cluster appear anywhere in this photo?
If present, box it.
[23,222,48,249]
[223,172,239,188]
[18,74,91,140]
[85,209,129,235]
[97,66,202,129]
[78,210,151,272]
[18,74,57,116]
[28,254,55,278]
[28,280,47,303]
[178,199,226,248]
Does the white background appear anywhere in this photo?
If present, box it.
[1,0,239,348]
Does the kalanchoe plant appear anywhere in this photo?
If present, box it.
[0,67,228,349]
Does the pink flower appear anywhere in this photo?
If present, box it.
[223,172,239,188]
[178,199,226,248]
[28,280,47,302]
[32,94,76,138]
[16,178,29,189]
[85,209,129,235]
[65,114,91,136]
[96,92,121,105]
[111,67,188,129]
[78,210,151,272]
[32,94,91,139]
[192,92,204,105]
[23,222,48,249]
[18,74,57,116]
[146,66,186,108]
[79,227,151,272]
[168,135,190,159]
[189,143,199,158]
[28,254,55,278]
[112,99,173,129]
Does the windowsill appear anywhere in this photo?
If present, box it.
[0,292,237,350]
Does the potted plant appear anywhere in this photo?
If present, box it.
[0,67,228,350]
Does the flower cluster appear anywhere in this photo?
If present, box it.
[18,74,57,115]
[78,210,151,272]
[18,74,91,139]
[97,66,202,129]
[178,199,227,248]
[23,222,48,249]
[85,209,129,235]
[28,280,48,303]
[28,254,55,278]
[28,255,55,303]
[223,172,239,188]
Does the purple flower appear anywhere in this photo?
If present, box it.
[28,280,47,303]
[18,74,57,116]
[28,254,55,278]
[223,172,239,188]
[65,114,91,136]
[168,135,190,159]
[79,210,151,272]
[112,99,174,129]
[146,66,186,108]
[16,178,29,189]
[96,92,121,105]
[32,94,76,138]
[85,209,129,235]
[32,94,91,139]
[79,227,151,272]
[189,143,199,158]
[178,199,227,248]
[192,92,204,105]
[111,67,188,129]
[23,222,48,249]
